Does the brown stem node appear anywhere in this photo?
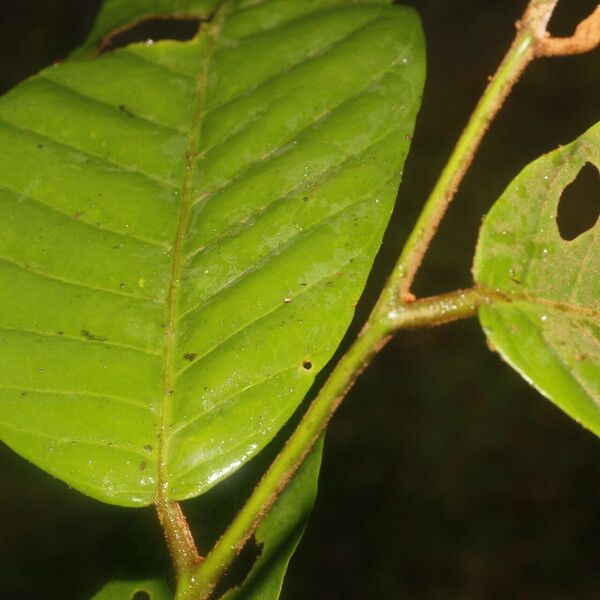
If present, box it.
[536,5,600,57]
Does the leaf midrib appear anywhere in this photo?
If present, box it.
[157,7,225,500]
[489,290,600,321]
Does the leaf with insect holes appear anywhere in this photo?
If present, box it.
[92,578,171,599]
[474,122,600,437]
[0,0,425,506]
[75,0,223,56]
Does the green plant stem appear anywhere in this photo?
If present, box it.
[386,287,504,330]
[392,29,537,299]
[180,287,498,599]
[175,1,571,597]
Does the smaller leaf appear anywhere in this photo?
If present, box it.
[222,437,323,600]
[91,578,171,600]
[474,122,600,437]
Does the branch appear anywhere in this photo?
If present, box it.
[155,489,201,579]
[178,0,599,597]
[391,0,566,300]
[181,288,498,599]
[536,5,600,57]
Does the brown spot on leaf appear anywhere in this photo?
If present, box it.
[183,352,197,362]
[118,104,134,117]
[81,329,108,342]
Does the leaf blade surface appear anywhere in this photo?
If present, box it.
[474,123,600,437]
[0,0,425,505]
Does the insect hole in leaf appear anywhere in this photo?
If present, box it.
[556,161,600,241]
[98,15,205,55]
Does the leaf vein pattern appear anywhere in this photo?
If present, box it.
[192,53,403,212]
[0,421,150,458]
[503,295,600,321]
[172,364,299,437]
[175,171,398,372]
[0,183,167,249]
[184,125,401,266]
[39,74,188,135]
[175,264,358,382]
[0,324,159,357]
[233,2,384,43]
[123,48,197,80]
[518,167,563,284]
[519,309,600,408]
[0,385,153,411]
[196,8,387,151]
[157,7,227,498]
[172,425,280,484]
[0,255,161,303]
[180,199,365,323]
[179,127,401,310]
[0,119,179,189]
[203,13,385,118]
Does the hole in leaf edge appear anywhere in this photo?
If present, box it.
[556,161,600,241]
[98,14,206,55]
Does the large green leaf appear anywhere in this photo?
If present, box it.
[474,122,600,437]
[0,0,425,506]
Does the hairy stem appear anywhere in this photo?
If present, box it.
[535,4,600,57]
[387,287,504,330]
[393,11,545,299]
[392,0,600,299]
[176,0,600,597]
[155,493,201,579]
[182,288,496,599]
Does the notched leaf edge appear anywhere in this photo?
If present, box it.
[98,13,211,55]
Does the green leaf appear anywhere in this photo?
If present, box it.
[92,578,171,600]
[0,0,425,506]
[474,122,600,437]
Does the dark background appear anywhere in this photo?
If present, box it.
[0,1,599,598]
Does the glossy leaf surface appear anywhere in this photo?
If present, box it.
[474,123,600,437]
[0,0,425,506]
[92,438,322,600]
